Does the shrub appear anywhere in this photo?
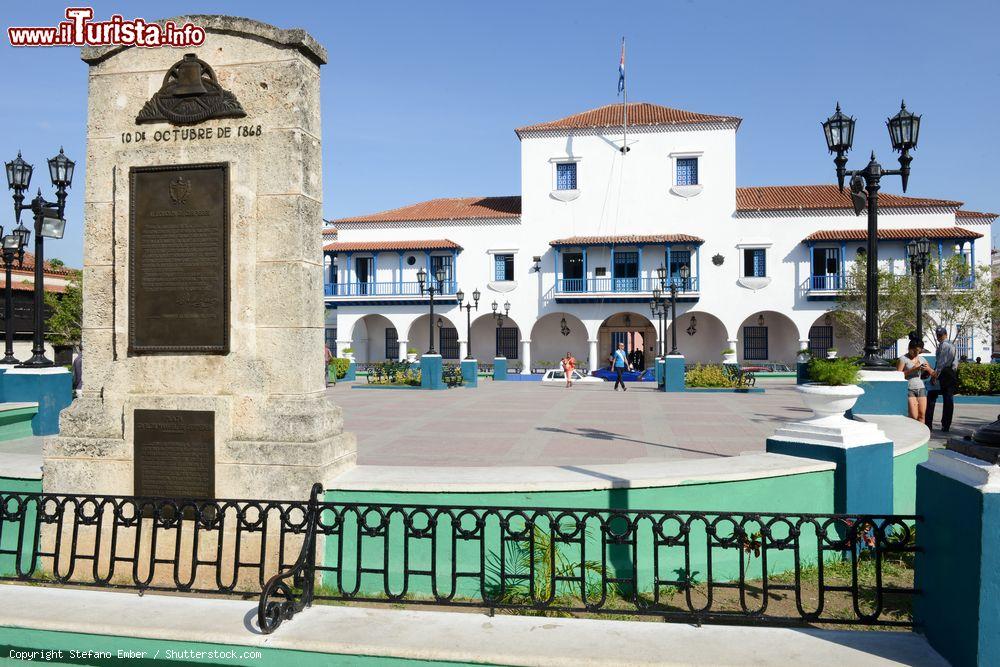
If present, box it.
[686,364,736,388]
[957,362,991,395]
[991,363,1000,395]
[443,364,464,387]
[332,358,351,379]
[721,348,735,355]
[368,360,421,385]
[407,347,417,354]
[342,347,353,354]
[808,358,860,386]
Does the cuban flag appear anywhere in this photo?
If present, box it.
[617,38,626,95]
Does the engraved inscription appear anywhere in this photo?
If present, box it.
[129,163,229,353]
[134,409,214,500]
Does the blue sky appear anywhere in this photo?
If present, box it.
[2,1,997,267]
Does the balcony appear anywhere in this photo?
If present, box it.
[324,280,458,302]
[801,274,975,299]
[554,276,699,302]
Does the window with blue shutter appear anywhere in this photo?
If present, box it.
[494,254,514,281]
[743,248,767,278]
[676,158,699,186]
[556,163,577,190]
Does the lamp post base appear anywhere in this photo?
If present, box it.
[18,354,54,369]
[860,354,892,371]
[0,355,19,365]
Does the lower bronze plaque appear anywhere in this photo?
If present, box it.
[134,409,215,499]
[129,163,229,354]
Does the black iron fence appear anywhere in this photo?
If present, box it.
[0,486,920,635]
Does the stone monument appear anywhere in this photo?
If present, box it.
[44,16,355,500]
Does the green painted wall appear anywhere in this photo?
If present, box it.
[892,444,928,516]
[0,627,486,666]
[0,478,42,578]
[0,406,38,442]
[321,470,838,599]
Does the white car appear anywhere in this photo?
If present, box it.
[540,369,604,385]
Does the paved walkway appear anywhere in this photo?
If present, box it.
[0,585,949,666]
[329,378,996,467]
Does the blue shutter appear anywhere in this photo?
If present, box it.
[556,163,577,190]
[753,249,766,277]
[676,158,698,186]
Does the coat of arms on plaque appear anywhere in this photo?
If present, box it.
[169,176,190,205]
[136,53,246,126]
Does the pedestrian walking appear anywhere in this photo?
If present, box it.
[925,327,957,432]
[561,351,576,388]
[610,342,632,391]
[897,339,930,423]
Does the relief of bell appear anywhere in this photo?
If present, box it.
[173,54,209,97]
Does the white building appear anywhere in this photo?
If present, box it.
[324,102,996,370]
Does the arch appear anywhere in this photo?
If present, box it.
[665,311,728,364]
[469,312,523,365]
[530,312,589,372]
[597,312,657,370]
[408,313,461,360]
[349,314,402,363]
[736,311,800,366]
[806,311,861,359]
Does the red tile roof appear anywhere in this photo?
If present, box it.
[0,278,67,293]
[13,252,75,277]
[516,102,739,136]
[737,185,961,212]
[550,234,704,246]
[323,239,461,252]
[322,227,337,237]
[804,227,984,242]
[332,197,520,224]
[956,210,998,221]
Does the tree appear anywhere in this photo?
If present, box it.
[44,269,82,349]
[48,258,65,269]
[833,254,994,353]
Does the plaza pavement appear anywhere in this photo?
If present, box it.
[328,377,997,467]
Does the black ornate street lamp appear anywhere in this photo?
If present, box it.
[907,237,931,344]
[822,101,921,369]
[5,148,74,368]
[0,225,30,364]
[417,265,447,355]
[649,292,665,357]
[667,264,690,356]
[455,287,480,359]
[491,299,510,327]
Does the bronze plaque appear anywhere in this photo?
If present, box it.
[134,409,215,499]
[129,163,229,354]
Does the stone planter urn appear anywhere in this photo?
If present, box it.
[797,352,811,364]
[406,352,418,363]
[342,351,354,361]
[826,349,838,360]
[722,351,737,364]
[797,383,863,424]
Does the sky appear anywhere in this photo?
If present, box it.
[1,0,997,268]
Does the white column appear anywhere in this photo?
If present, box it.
[458,339,468,360]
[588,339,599,372]
[398,339,408,361]
[520,339,532,374]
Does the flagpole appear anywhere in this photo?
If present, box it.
[621,37,628,154]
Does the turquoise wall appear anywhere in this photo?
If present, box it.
[892,444,928,515]
[0,477,42,578]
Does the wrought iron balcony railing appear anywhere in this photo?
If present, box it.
[324,280,458,297]
[803,274,975,293]
[555,276,698,294]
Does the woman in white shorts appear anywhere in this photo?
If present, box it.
[897,339,930,422]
